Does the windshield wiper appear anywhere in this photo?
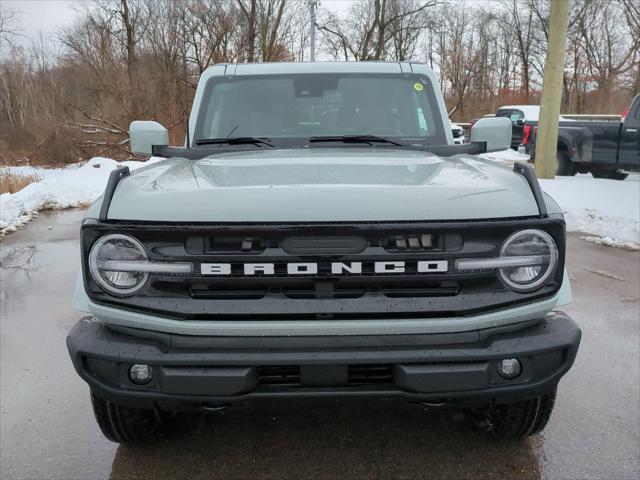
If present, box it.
[309,135,407,147]
[195,137,274,147]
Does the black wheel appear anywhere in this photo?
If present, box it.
[555,150,576,176]
[476,389,557,439]
[91,392,178,444]
[591,169,629,181]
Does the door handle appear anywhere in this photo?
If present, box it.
[626,128,638,133]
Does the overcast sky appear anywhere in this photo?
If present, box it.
[2,0,79,42]
[2,0,489,51]
[2,0,355,45]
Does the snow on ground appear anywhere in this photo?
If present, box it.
[1,153,639,249]
[541,174,640,250]
[0,157,162,235]
[479,149,639,249]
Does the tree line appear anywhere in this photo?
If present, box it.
[0,0,637,165]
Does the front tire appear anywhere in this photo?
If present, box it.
[91,392,178,444]
[555,150,576,176]
[477,389,557,439]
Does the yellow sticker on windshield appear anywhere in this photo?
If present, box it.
[414,82,424,91]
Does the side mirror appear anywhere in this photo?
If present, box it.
[516,119,525,126]
[470,117,512,152]
[129,121,169,156]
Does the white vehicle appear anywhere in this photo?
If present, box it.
[449,122,466,144]
[496,105,573,150]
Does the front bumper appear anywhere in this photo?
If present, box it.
[67,312,581,411]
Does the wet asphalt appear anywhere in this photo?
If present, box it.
[0,209,638,480]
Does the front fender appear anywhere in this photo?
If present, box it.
[72,273,91,313]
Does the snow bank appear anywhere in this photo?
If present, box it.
[0,157,161,235]
[540,174,640,250]
[478,149,639,249]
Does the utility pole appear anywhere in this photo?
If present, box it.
[535,0,570,179]
[309,1,318,61]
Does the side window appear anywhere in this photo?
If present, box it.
[510,110,524,122]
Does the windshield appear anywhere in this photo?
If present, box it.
[194,73,448,146]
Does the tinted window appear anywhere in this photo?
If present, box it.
[195,74,447,144]
[496,109,524,122]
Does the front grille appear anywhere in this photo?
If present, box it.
[82,219,565,319]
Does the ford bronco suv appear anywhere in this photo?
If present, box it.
[67,62,581,444]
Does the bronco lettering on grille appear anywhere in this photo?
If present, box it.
[200,261,448,276]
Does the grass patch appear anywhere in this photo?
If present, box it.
[0,170,42,194]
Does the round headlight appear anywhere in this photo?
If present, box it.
[89,234,149,296]
[498,229,558,292]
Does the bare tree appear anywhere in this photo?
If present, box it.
[0,7,19,50]
[577,0,639,110]
[388,0,429,60]
[2,0,639,165]
[237,0,257,62]
[437,5,481,118]
[256,0,293,61]
[502,0,540,102]
[620,0,640,95]
[318,0,436,61]
[181,0,240,74]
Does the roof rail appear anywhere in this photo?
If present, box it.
[513,162,548,218]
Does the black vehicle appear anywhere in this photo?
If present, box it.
[523,94,640,180]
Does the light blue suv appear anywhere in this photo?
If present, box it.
[67,61,581,443]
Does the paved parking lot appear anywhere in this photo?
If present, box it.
[1,209,638,480]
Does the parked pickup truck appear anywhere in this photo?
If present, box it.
[522,94,640,180]
[67,62,580,444]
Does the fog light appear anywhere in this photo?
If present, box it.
[497,358,522,380]
[129,364,153,385]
